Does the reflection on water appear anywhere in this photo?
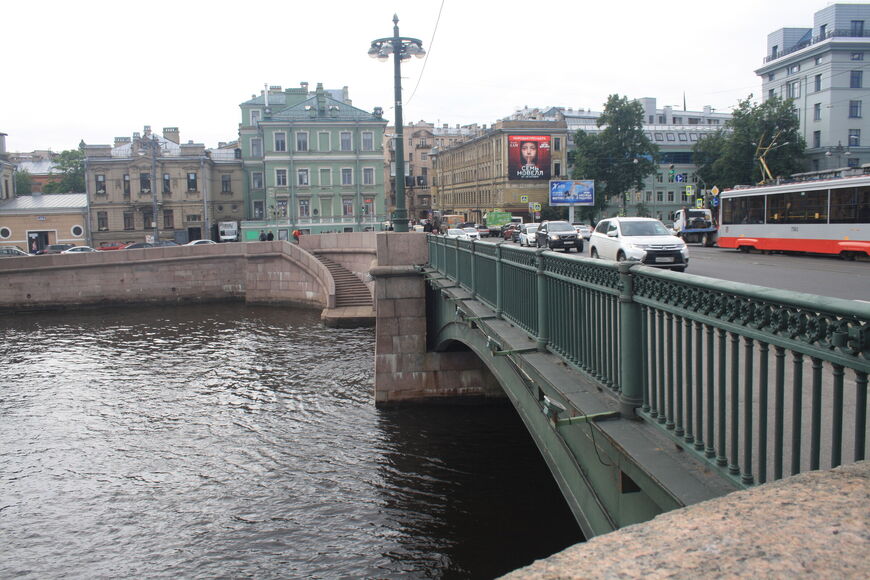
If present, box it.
[0,304,581,578]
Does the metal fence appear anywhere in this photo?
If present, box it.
[427,235,870,487]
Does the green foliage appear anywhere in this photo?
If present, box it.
[634,201,652,217]
[541,205,566,221]
[570,94,658,217]
[42,143,86,193]
[693,96,806,189]
[14,169,33,196]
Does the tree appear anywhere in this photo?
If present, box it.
[570,94,658,221]
[42,142,86,193]
[14,169,33,196]
[693,96,806,189]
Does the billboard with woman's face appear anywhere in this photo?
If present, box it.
[508,135,551,180]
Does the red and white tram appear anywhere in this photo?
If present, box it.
[717,175,870,258]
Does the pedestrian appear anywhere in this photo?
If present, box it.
[266,230,274,241]
[292,229,301,243]
[259,230,267,241]
[30,239,38,254]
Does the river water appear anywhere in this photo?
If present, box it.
[0,304,582,579]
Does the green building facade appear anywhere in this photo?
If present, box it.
[239,82,388,240]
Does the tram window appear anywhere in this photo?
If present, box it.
[768,191,826,224]
[831,186,870,223]
[723,196,765,224]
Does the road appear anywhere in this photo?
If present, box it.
[487,237,870,302]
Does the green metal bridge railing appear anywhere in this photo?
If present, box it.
[427,235,870,488]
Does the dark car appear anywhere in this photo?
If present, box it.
[37,244,75,254]
[536,221,582,252]
[123,241,179,249]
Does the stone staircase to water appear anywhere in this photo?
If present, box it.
[315,255,373,308]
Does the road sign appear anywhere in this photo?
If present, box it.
[711,186,720,196]
[533,202,542,211]
[711,196,720,207]
[695,198,704,209]
[675,173,685,183]
[685,185,694,195]
[520,195,529,203]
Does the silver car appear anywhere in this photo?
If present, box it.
[589,217,689,271]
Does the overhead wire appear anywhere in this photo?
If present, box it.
[405,0,445,107]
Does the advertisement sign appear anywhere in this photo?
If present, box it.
[508,135,551,180]
[549,180,595,206]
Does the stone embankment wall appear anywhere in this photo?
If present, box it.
[371,233,502,405]
[0,241,334,311]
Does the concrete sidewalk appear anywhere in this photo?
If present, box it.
[504,461,869,579]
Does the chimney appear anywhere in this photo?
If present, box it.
[0,132,8,154]
[143,125,152,137]
[114,136,131,148]
[300,81,309,93]
[163,127,180,144]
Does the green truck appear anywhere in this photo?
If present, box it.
[485,211,514,236]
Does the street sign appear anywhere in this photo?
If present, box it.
[695,198,704,209]
[675,174,685,183]
[711,196,720,207]
[711,186,720,196]
[533,202,542,211]
[520,195,529,203]
[685,185,694,195]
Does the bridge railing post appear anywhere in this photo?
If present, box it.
[470,241,477,299]
[536,249,548,351]
[495,243,503,317]
[618,261,643,418]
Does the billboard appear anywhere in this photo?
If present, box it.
[508,135,551,180]
[549,180,595,206]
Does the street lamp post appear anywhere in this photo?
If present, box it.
[369,14,425,233]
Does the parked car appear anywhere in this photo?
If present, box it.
[61,246,97,253]
[37,244,75,254]
[185,239,217,246]
[462,227,480,240]
[124,240,179,249]
[445,228,469,240]
[589,217,689,271]
[518,223,539,247]
[501,224,520,241]
[0,246,31,258]
[573,223,593,240]
[475,224,490,238]
[536,221,582,252]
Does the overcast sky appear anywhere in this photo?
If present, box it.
[2,0,842,152]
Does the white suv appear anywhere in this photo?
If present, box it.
[589,217,689,271]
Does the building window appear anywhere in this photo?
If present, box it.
[672,116,682,124]
[143,210,154,229]
[363,167,374,185]
[814,74,822,92]
[221,174,231,193]
[768,73,775,81]
[813,131,821,148]
[340,132,352,151]
[297,168,309,186]
[849,100,863,118]
[276,200,288,218]
[849,129,861,147]
[814,103,821,120]
[274,132,286,152]
[656,191,664,202]
[163,173,171,193]
[788,64,800,75]
[815,56,823,65]
[554,162,561,176]
[667,191,674,202]
[252,172,263,189]
[786,80,800,99]
[163,209,174,229]
[251,138,262,157]
[554,137,561,151]
[319,168,331,186]
[851,20,865,37]
[851,71,863,89]
[250,110,261,125]
[341,168,353,185]
[139,172,151,193]
[95,174,106,195]
[276,169,287,187]
[299,199,310,217]
[123,174,130,195]
[187,172,198,192]
[123,211,134,230]
[362,132,374,151]
[666,133,675,141]
[768,88,776,99]
[296,132,308,152]
[646,191,653,202]
[852,52,865,61]
[342,198,354,216]
[253,200,265,219]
